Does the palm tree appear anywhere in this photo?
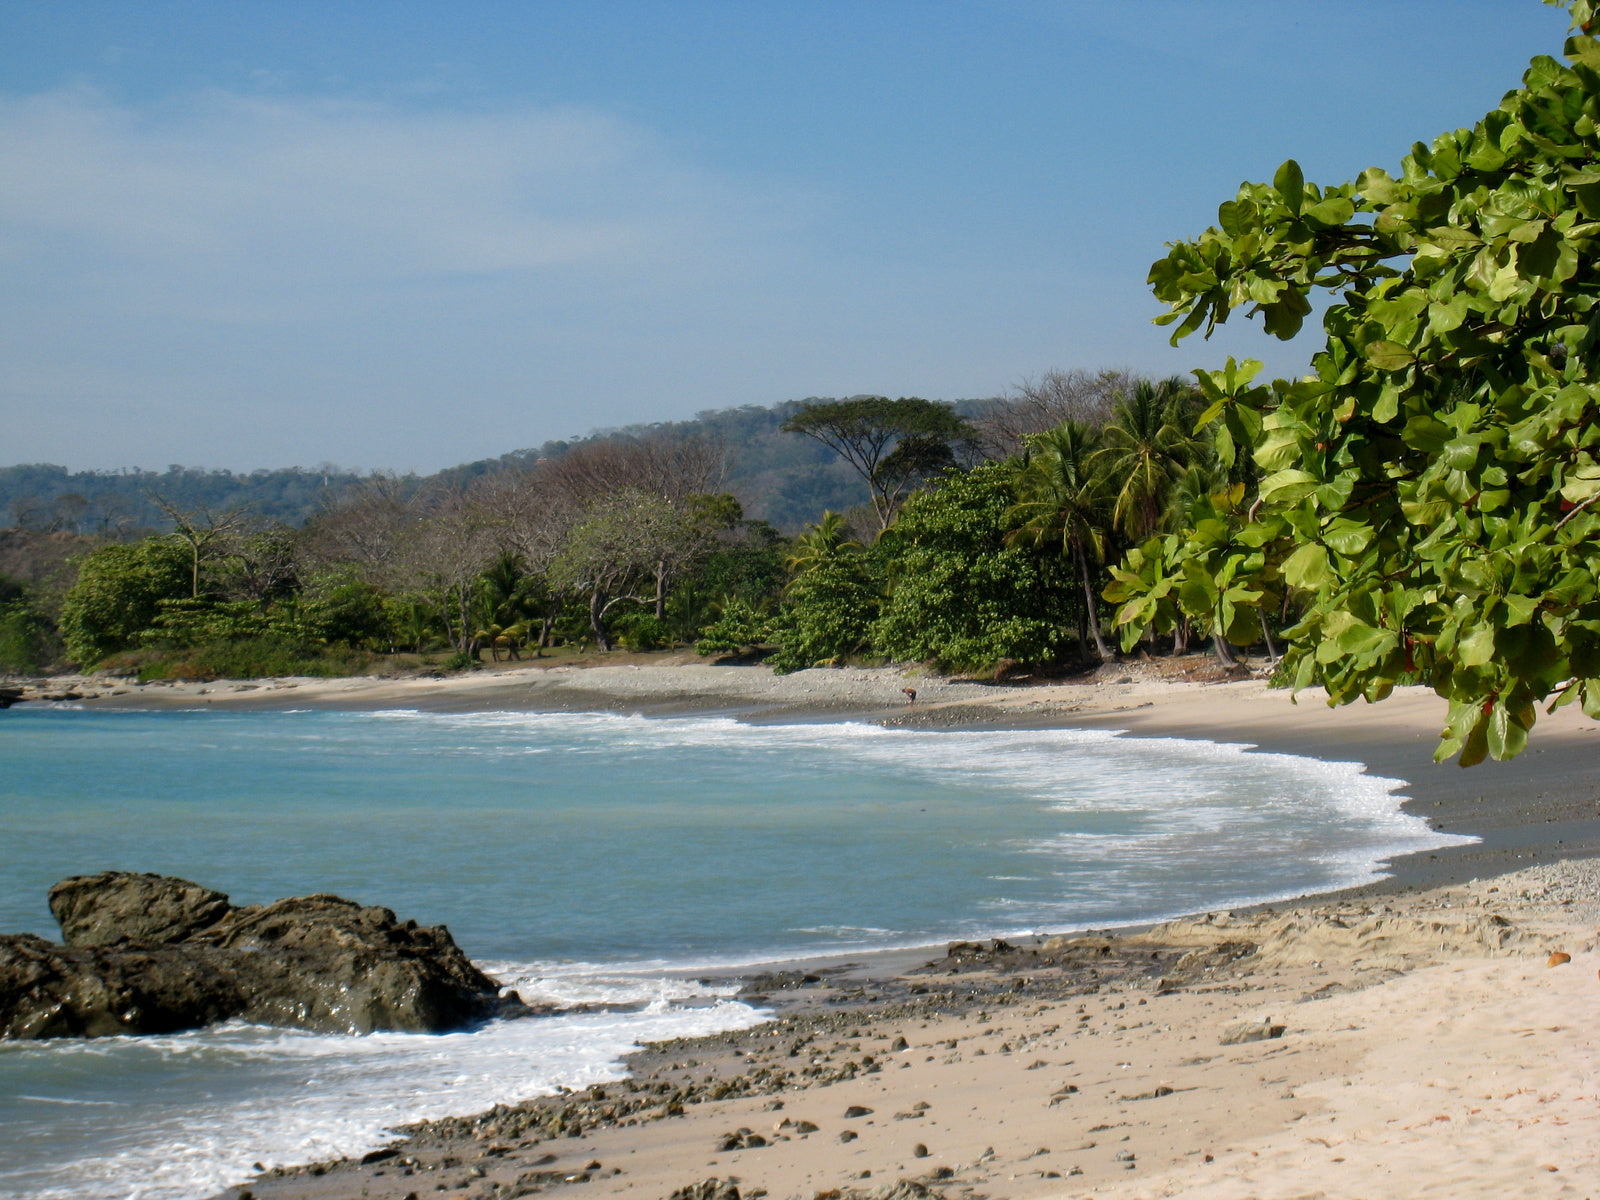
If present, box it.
[1095,377,1202,541]
[783,511,862,576]
[1005,420,1114,662]
[475,550,544,649]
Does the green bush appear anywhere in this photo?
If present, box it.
[695,598,770,657]
[0,600,59,674]
[138,598,271,646]
[58,538,191,666]
[768,556,881,674]
[133,636,373,682]
[297,582,396,649]
[871,464,1074,672]
[613,610,670,652]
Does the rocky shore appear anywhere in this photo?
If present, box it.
[11,658,1600,1197]
[221,859,1599,1200]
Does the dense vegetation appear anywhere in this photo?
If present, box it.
[0,376,1247,681]
[1114,0,1600,762]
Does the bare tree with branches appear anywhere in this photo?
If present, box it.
[973,368,1135,459]
[538,432,726,506]
[145,491,252,599]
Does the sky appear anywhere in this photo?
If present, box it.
[0,1,1575,474]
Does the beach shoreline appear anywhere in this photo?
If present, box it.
[33,654,1600,898]
[12,660,1600,1198]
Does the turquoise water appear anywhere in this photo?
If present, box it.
[0,706,1467,1199]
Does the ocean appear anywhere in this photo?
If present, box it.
[0,706,1469,1199]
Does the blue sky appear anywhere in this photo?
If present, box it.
[0,1,1573,473]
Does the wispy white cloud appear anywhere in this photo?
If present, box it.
[0,84,1181,471]
[0,87,803,311]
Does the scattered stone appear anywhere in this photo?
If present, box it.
[668,1181,741,1200]
[1156,941,1258,991]
[1547,951,1572,967]
[844,1105,874,1118]
[1220,1020,1286,1045]
[840,1129,859,1142]
[1123,1085,1175,1101]
[716,1129,767,1152]
[912,1143,929,1158]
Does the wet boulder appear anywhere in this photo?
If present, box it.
[1,872,525,1040]
[49,871,231,947]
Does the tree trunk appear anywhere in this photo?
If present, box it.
[1174,618,1190,656]
[1213,631,1238,667]
[589,588,610,651]
[1260,612,1278,662]
[655,560,667,620]
[457,583,474,655]
[1073,539,1112,662]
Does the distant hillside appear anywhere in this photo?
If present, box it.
[443,400,885,530]
[0,463,369,536]
[1,397,1000,535]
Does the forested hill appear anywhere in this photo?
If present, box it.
[1,398,995,535]
[0,463,370,537]
[437,400,962,530]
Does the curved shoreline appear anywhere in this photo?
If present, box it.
[11,661,1600,1198]
[40,656,1600,894]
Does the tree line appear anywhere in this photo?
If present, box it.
[0,372,1271,682]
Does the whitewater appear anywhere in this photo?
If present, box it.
[0,707,1471,1199]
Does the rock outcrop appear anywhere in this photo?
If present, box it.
[49,871,232,947]
[1,871,526,1040]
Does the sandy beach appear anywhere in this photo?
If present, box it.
[19,659,1600,1199]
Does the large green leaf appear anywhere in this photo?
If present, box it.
[1274,159,1305,215]
[1281,542,1331,589]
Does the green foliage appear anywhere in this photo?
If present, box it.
[128,637,373,682]
[1105,483,1287,651]
[139,598,271,645]
[1134,1,1600,762]
[767,555,882,674]
[612,610,670,652]
[58,537,191,666]
[695,597,772,656]
[872,463,1074,671]
[0,596,58,673]
[296,581,397,649]
[1095,379,1204,540]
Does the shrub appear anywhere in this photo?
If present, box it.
[58,538,191,666]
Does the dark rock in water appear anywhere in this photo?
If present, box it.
[1,872,526,1040]
[0,931,245,1038]
[50,871,231,947]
